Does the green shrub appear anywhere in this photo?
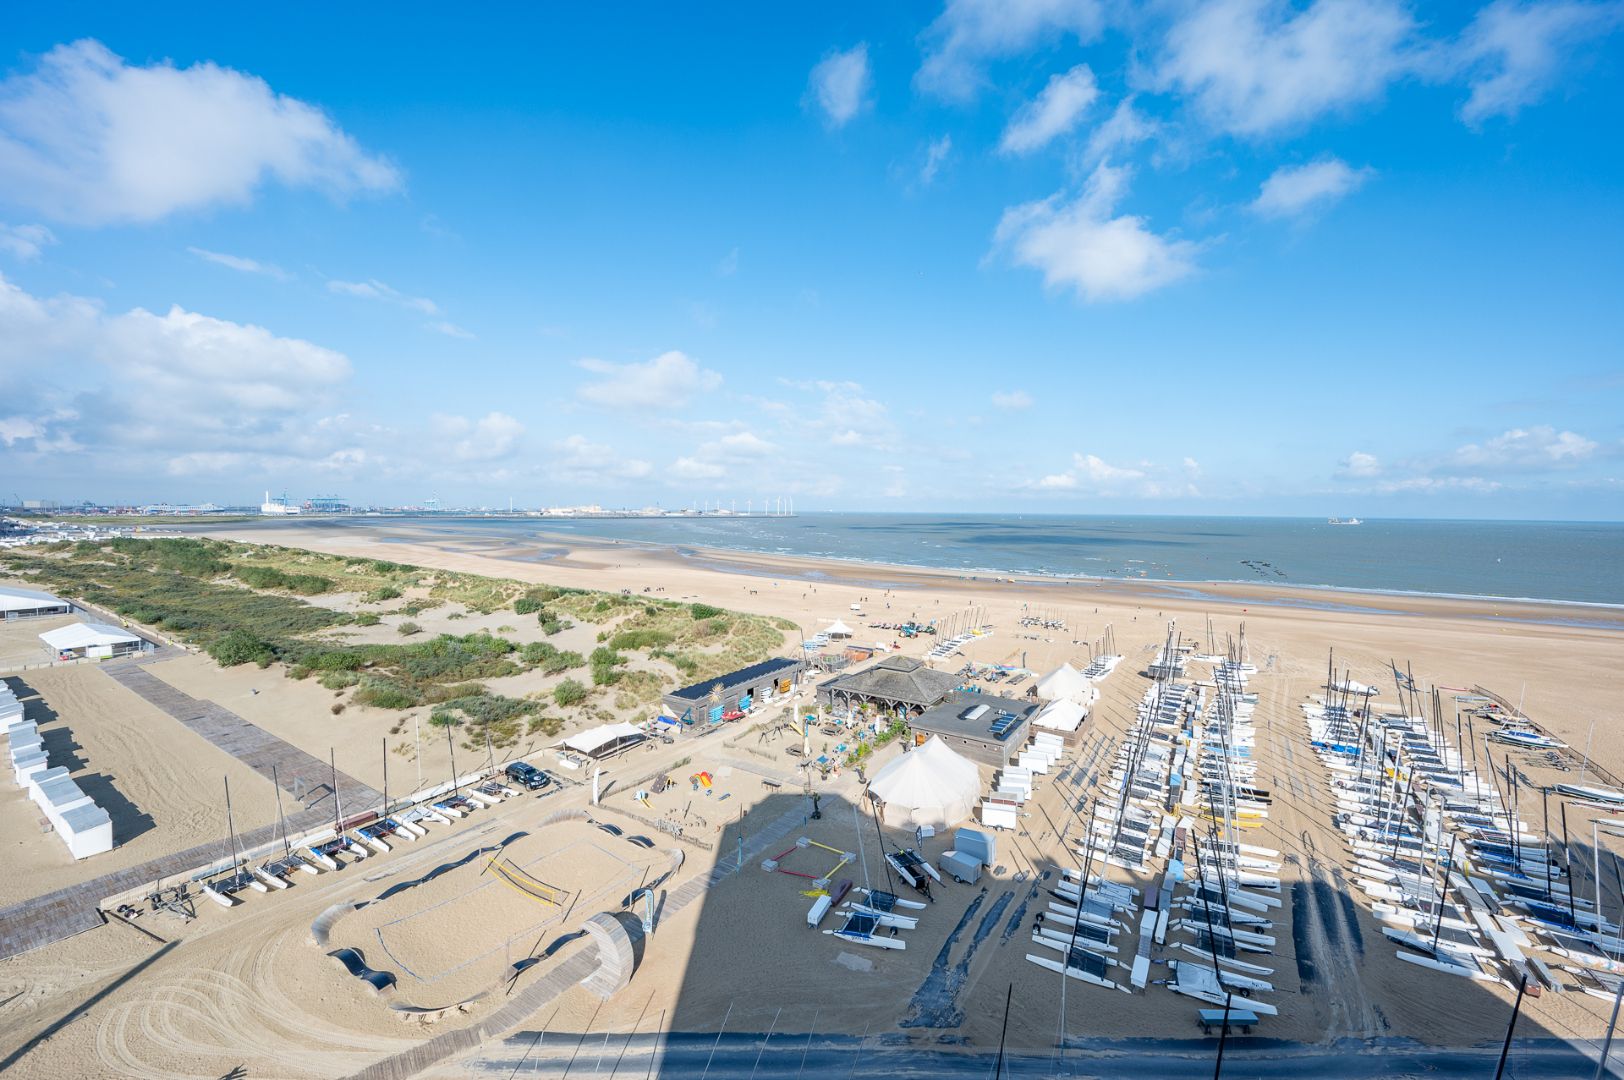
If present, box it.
[513,597,542,615]
[398,621,422,636]
[354,612,381,626]
[208,629,275,667]
[691,603,722,619]
[608,628,675,651]
[521,641,583,674]
[365,585,402,603]
[352,681,419,710]
[553,679,588,707]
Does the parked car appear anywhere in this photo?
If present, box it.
[505,761,551,790]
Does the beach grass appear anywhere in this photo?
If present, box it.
[1,536,789,749]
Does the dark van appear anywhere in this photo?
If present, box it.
[505,761,550,790]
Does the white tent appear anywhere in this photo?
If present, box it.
[1032,697,1088,734]
[39,622,143,656]
[1035,663,1092,702]
[825,620,855,638]
[561,722,645,759]
[868,735,981,830]
[0,586,70,619]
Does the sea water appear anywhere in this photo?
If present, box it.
[259,514,1624,607]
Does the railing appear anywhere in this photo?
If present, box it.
[1472,683,1624,791]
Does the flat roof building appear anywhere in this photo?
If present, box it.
[0,586,71,621]
[907,690,1038,768]
[662,656,806,725]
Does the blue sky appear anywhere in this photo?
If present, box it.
[1,2,1621,518]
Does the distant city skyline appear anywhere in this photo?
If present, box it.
[2,6,1622,519]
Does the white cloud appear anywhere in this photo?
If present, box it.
[993,161,1199,302]
[1449,426,1597,469]
[327,278,439,314]
[670,456,725,481]
[427,320,475,339]
[807,44,872,128]
[1377,475,1503,494]
[1251,157,1373,219]
[917,0,1105,101]
[999,65,1099,154]
[1339,450,1382,477]
[1024,451,1201,498]
[780,378,898,451]
[1455,0,1624,124]
[0,222,56,260]
[1075,453,1146,484]
[433,411,524,462]
[717,247,740,277]
[920,135,953,186]
[1151,0,1416,136]
[0,39,399,225]
[715,431,776,456]
[991,389,1034,410]
[576,351,722,410]
[0,270,356,470]
[1083,98,1160,165]
[187,246,289,279]
[550,434,653,484]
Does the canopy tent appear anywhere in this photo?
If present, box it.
[868,735,981,830]
[1,586,70,619]
[1032,697,1088,734]
[40,622,143,655]
[1035,663,1092,702]
[824,620,855,638]
[560,722,645,759]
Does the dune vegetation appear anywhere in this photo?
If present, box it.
[1,537,793,749]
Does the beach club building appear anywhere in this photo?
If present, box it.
[0,586,72,621]
[817,655,958,718]
[906,691,1038,768]
[39,622,150,660]
[661,656,806,726]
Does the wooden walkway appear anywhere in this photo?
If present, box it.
[100,657,382,816]
[0,656,382,960]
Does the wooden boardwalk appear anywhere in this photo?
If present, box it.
[0,656,382,960]
[101,658,382,816]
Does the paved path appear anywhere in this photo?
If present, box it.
[0,655,381,960]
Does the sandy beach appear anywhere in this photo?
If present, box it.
[1,523,1622,1079]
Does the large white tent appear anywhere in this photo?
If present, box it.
[1032,697,1088,734]
[39,622,144,658]
[824,620,855,639]
[1035,663,1092,702]
[0,586,70,620]
[868,735,981,829]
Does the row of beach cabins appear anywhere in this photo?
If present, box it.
[5,685,114,858]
